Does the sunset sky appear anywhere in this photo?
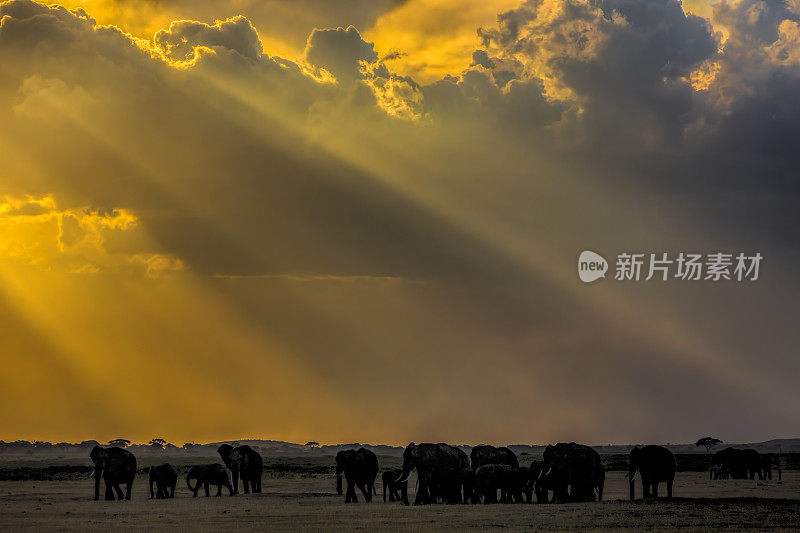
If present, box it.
[1,0,798,446]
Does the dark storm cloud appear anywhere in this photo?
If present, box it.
[304,25,378,83]
[2,0,797,274]
[475,0,719,149]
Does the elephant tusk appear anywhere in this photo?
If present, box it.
[396,471,412,483]
[337,471,345,477]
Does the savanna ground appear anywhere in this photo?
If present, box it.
[1,454,799,531]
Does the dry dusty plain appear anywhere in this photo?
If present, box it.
[1,454,799,531]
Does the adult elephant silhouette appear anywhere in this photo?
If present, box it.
[396,442,465,505]
[335,448,378,503]
[470,445,518,502]
[539,442,604,503]
[710,447,762,480]
[470,445,519,469]
[149,463,178,499]
[526,460,549,503]
[217,444,263,494]
[90,445,136,501]
[760,453,782,480]
[628,445,676,500]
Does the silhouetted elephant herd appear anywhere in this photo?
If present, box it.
[89,442,783,505]
[89,444,262,501]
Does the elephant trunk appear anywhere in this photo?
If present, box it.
[94,469,101,501]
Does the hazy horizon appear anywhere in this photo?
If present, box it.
[4,435,800,449]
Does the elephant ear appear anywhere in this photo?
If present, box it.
[90,445,103,463]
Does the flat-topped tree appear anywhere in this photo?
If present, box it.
[696,437,723,451]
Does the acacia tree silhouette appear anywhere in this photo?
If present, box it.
[696,437,723,451]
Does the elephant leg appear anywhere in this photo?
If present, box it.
[652,482,659,498]
[104,477,115,501]
[401,484,409,506]
[667,481,673,499]
[359,482,371,503]
[216,484,223,497]
[413,476,426,505]
[113,483,125,501]
[243,478,251,494]
[204,481,210,497]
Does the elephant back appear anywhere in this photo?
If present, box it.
[470,444,519,469]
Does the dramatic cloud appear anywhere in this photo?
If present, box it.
[304,25,378,83]
[153,16,263,62]
[0,0,799,445]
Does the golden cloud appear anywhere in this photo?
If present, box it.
[0,194,181,277]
